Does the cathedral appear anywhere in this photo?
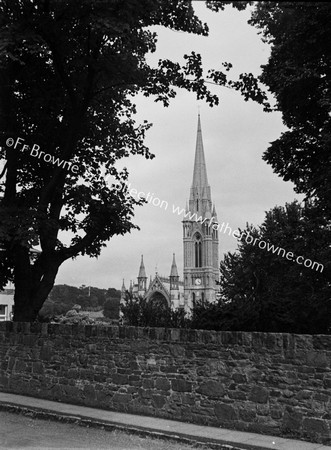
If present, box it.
[121,115,219,313]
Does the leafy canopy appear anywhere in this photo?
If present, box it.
[192,201,330,334]
[249,2,331,217]
[120,290,188,328]
[0,0,261,302]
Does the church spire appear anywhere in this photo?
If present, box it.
[189,115,212,214]
[183,115,219,309]
[192,114,209,190]
[138,255,147,294]
[170,253,179,277]
[170,253,179,292]
[138,255,146,278]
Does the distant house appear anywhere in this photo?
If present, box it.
[0,247,40,321]
[0,289,14,321]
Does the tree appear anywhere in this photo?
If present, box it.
[249,2,331,217]
[120,291,188,328]
[0,0,262,321]
[103,297,121,320]
[38,283,118,319]
[189,296,260,332]
[217,201,330,333]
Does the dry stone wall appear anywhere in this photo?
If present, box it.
[0,322,330,444]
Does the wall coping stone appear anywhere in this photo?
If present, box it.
[1,321,330,352]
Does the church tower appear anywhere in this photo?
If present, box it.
[183,115,219,311]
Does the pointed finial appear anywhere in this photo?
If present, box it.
[170,253,179,277]
[138,255,147,278]
[197,112,202,132]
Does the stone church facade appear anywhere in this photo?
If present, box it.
[121,115,219,313]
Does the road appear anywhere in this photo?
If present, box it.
[0,411,209,450]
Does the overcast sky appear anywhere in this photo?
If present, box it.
[55,3,301,291]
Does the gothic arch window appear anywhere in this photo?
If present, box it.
[192,292,196,305]
[149,291,170,310]
[196,199,199,211]
[194,233,202,267]
[205,222,210,235]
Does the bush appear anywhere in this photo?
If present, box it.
[103,297,121,319]
[120,291,189,328]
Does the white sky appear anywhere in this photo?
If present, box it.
[56,3,301,290]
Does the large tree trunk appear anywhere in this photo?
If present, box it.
[13,245,61,322]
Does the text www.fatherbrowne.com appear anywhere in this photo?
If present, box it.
[114,180,324,274]
[173,206,324,273]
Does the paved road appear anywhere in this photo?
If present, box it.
[0,411,209,450]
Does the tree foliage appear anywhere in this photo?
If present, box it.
[249,2,331,217]
[192,201,330,334]
[0,0,263,321]
[103,297,121,320]
[39,283,120,319]
[120,291,188,328]
[221,201,330,333]
[190,296,260,332]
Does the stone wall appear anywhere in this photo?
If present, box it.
[0,322,330,444]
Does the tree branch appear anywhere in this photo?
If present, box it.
[37,26,77,108]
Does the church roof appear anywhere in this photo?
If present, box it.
[192,114,209,190]
[146,273,170,300]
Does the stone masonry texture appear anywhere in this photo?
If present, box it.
[0,322,330,444]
